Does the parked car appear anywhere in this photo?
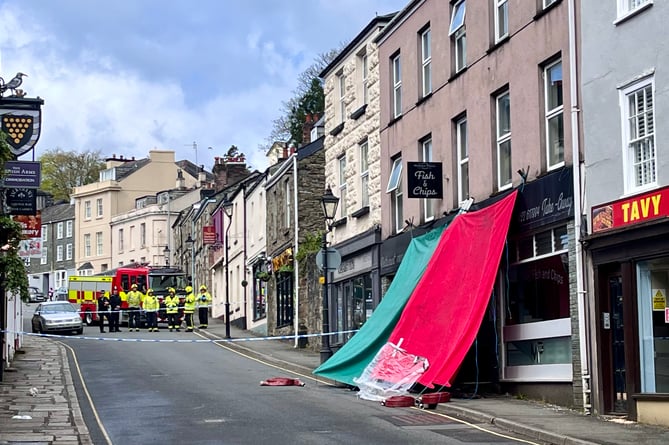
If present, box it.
[31,301,84,335]
[55,286,69,301]
[28,286,46,303]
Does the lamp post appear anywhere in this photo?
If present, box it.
[163,246,170,267]
[223,199,234,339]
[185,234,195,286]
[320,186,339,363]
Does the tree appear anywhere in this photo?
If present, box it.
[39,148,106,201]
[261,48,342,150]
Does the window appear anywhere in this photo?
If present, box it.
[276,270,293,327]
[449,1,467,73]
[41,225,47,242]
[84,234,91,257]
[392,54,402,118]
[66,243,73,260]
[420,27,432,97]
[387,157,403,233]
[337,72,346,123]
[456,116,469,204]
[495,0,509,42]
[543,0,558,7]
[96,232,103,256]
[84,200,91,219]
[129,226,135,250]
[621,77,656,192]
[360,141,370,208]
[360,52,369,105]
[421,138,435,221]
[96,198,103,217]
[285,180,291,228]
[57,245,63,262]
[118,228,124,252]
[617,0,652,17]
[545,60,564,169]
[57,222,63,239]
[41,246,47,265]
[338,155,347,219]
[496,91,512,190]
[66,220,73,237]
[140,223,146,248]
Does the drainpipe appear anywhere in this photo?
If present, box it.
[243,184,248,330]
[293,154,300,348]
[568,0,591,414]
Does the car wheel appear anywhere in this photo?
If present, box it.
[85,310,94,326]
[32,323,37,333]
[75,328,83,335]
[38,323,44,334]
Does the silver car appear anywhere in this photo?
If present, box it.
[31,301,84,335]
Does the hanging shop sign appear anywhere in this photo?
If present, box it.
[5,187,37,215]
[272,248,293,271]
[3,160,41,188]
[407,162,443,199]
[202,226,217,245]
[513,167,573,231]
[12,211,41,238]
[0,96,44,158]
[591,184,669,233]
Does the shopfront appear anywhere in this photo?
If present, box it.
[588,185,669,425]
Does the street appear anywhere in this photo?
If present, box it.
[19,308,548,445]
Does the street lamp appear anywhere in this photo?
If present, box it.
[163,246,171,267]
[185,234,195,286]
[320,186,339,363]
[223,198,234,339]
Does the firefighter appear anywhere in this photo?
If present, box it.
[143,289,160,332]
[98,291,111,333]
[197,284,212,329]
[165,287,180,332]
[109,286,122,332]
[126,283,143,332]
[183,286,196,332]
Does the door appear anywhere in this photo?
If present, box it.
[609,275,627,413]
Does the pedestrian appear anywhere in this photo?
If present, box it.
[197,284,212,329]
[165,287,180,332]
[98,291,111,333]
[183,286,196,332]
[126,283,144,332]
[143,289,160,332]
[109,286,122,333]
[48,287,54,301]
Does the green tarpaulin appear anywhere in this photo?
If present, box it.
[313,225,446,385]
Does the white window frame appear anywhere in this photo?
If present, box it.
[392,54,402,118]
[41,225,47,242]
[118,229,124,253]
[449,1,467,73]
[545,60,564,170]
[616,0,652,19]
[543,0,558,7]
[338,155,347,219]
[96,232,103,256]
[495,0,509,43]
[84,201,91,219]
[57,222,64,239]
[496,91,513,190]
[360,141,370,208]
[66,243,73,260]
[285,180,291,228]
[456,117,469,205]
[360,52,369,106]
[41,246,47,265]
[422,138,435,222]
[66,220,73,237]
[140,223,146,248]
[57,245,63,262]
[421,27,432,97]
[337,71,346,124]
[84,234,91,257]
[387,157,403,234]
[620,75,656,194]
[96,198,103,217]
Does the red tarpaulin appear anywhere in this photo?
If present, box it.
[381,191,517,388]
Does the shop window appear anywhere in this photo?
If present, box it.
[332,274,373,345]
[276,271,293,327]
[252,263,267,321]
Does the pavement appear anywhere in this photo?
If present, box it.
[3,317,669,445]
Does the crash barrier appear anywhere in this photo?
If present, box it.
[1,328,359,344]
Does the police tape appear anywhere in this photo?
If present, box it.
[1,328,360,344]
[72,306,213,315]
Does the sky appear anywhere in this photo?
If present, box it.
[0,0,406,172]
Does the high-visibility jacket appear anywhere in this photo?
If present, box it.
[143,294,159,312]
[197,291,212,308]
[184,292,196,313]
[165,295,180,314]
[127,290,143,307]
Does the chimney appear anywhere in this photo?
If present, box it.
[302,113,316,146]
[197,165,207,188]
[176,169,185,189]
[212,155,250,192]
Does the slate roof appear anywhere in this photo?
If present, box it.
[40,203,74,223]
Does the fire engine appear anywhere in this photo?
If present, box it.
[68,264,188,326]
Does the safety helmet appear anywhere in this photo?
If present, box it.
[185,286,193,293]
[168,287,175,293]
[199,285,207,291]
[147,289,154,294]
[131,283,138,289]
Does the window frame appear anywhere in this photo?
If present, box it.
[96,198,103,218]
[57,245,63,262]
[544,59,565,170]
[40,246,47,265]
[450,0,467,73]
[285,180,292,228]
[495,0,509,43]
[57,222,64,239]
[338,155,347,219]
[496,90,513,190]
[42,225,47,242]
[420,27,432,97]
[617,0,652,18]
[84,201,91,220]
[387,156,404,234]
[84,233,91,258]
[96,232,103,256]
[66,220,73,237]
[337,71,346,124]
[620,75,656,194]
[360,52,369,106]
[421,137,435,222]
[140,223,146,248]
[456,116,469,205]
[359,141,370,208]
[392,54,402,118]
[118,228,124,253]
[66,243,73,260]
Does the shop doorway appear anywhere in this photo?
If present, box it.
[609,275,627,413]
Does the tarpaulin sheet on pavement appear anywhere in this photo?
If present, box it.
[312,226,446,386]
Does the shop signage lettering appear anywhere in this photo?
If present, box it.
[592,185,669,233]
[407,162,443,199]
[513,167,573,231]
[271,248,293,270]
[532,267,564,285]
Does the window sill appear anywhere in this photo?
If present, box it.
[387,114,403,127]
[448,66,468,83]
[487,35,510,55]
[613,1,653,26]
[331,217,347,228]
[350,104,367,120]
[351,206,370,219]
[415,92,433,107]
[329,122,345,136]
[533,0,562,21]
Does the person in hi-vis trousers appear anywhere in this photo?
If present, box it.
[197,285,212,329]
[164,287,180,332]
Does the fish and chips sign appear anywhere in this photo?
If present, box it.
[407,162,443,199]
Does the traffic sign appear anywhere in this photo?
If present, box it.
[316,247,341,271]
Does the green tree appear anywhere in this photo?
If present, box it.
[39,148,105,201]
